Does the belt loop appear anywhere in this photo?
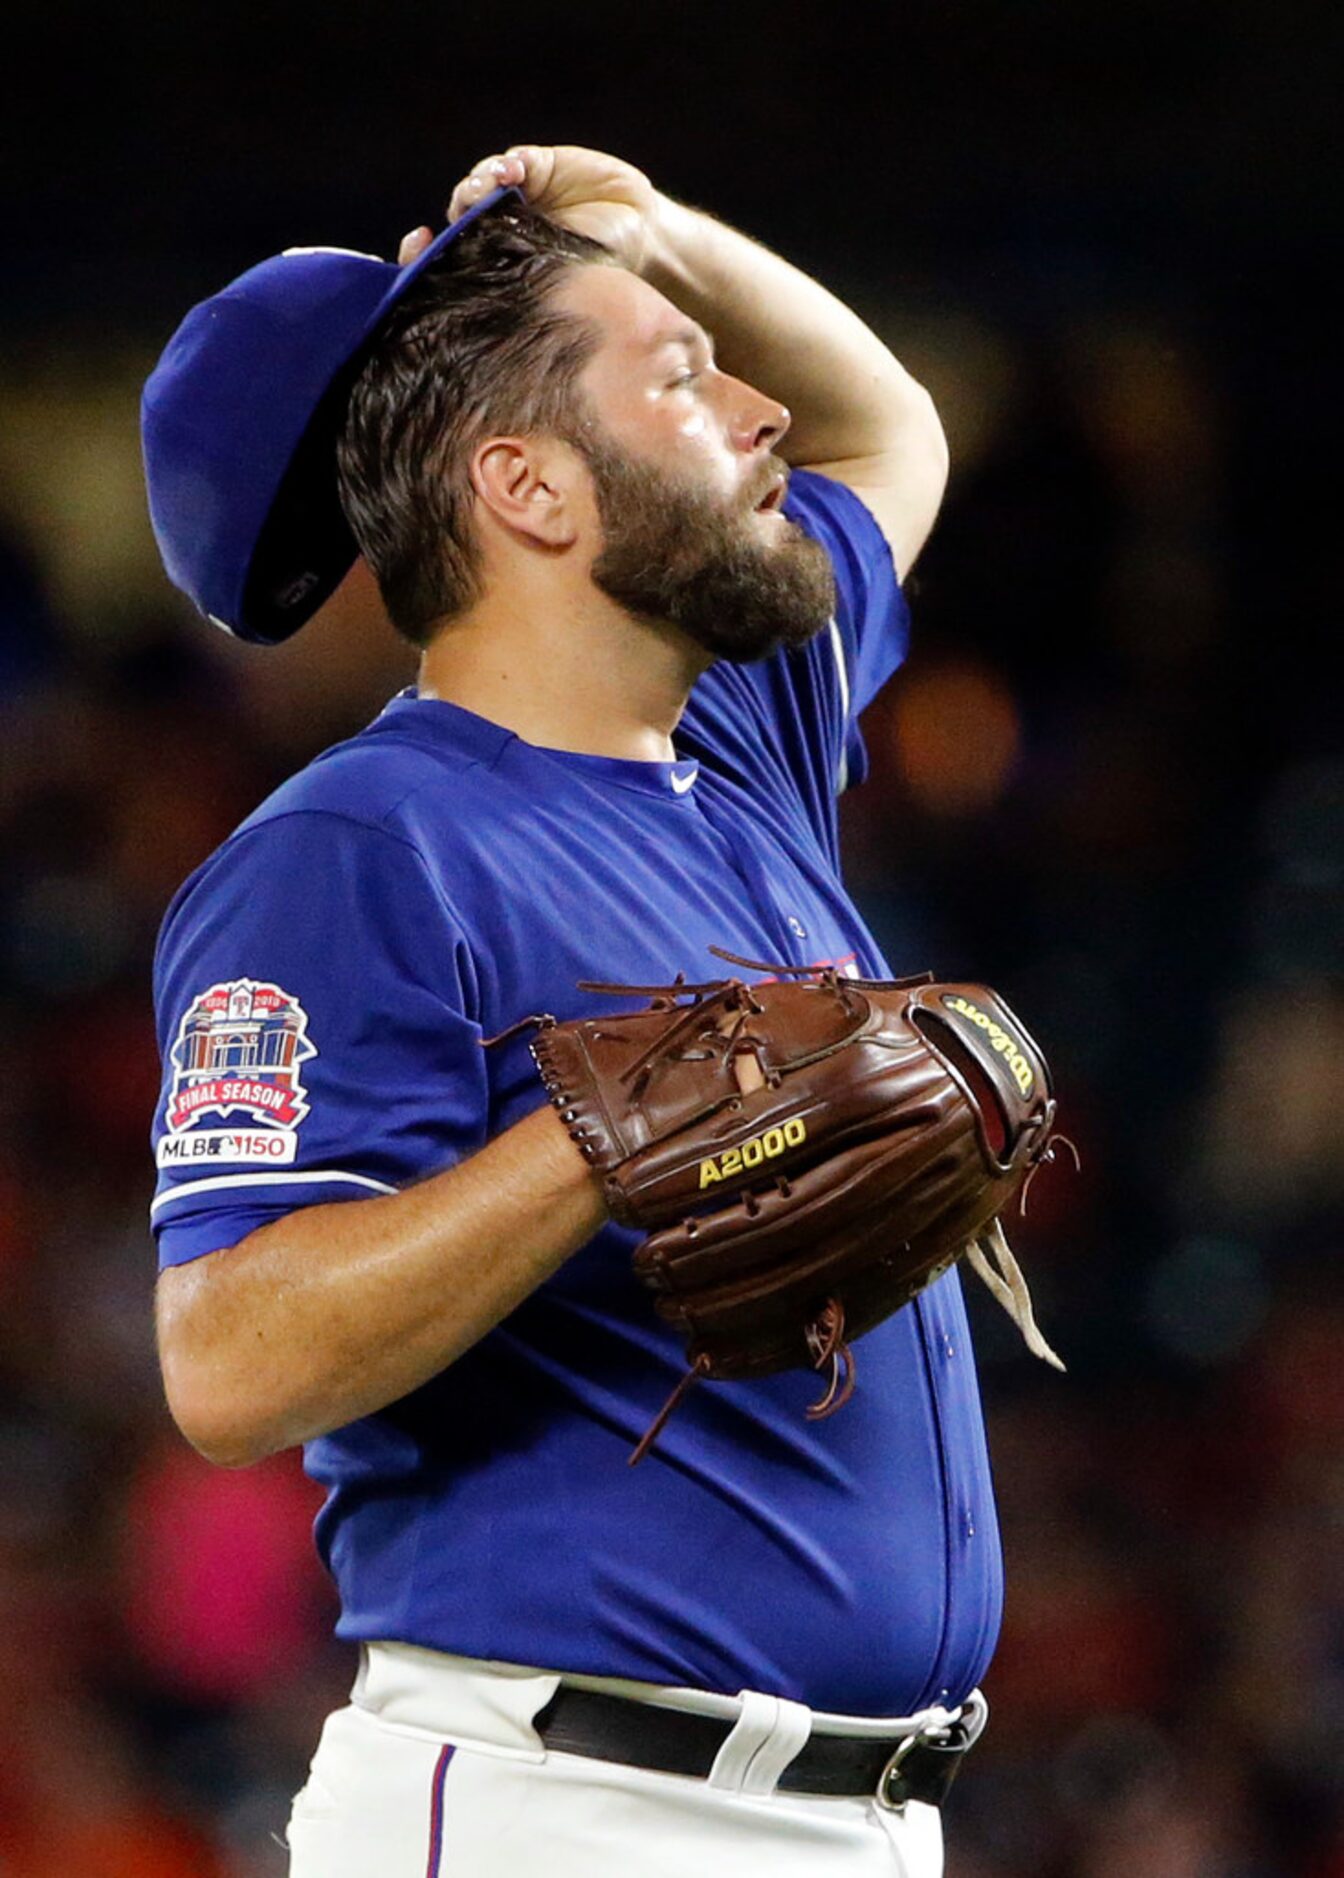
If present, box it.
[352,1643,371,1704]
[708,1692,813,1795]
[746,1696,812,1795]
[707,1692,777,1792]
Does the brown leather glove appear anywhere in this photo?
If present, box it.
[529,952,1068,1461]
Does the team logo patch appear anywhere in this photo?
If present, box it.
[159,978,317,1168]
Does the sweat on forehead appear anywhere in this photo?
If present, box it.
[551,265,710,358]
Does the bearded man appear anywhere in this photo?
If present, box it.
[142,144,993,1878]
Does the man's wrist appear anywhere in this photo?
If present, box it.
[637,192,705,292]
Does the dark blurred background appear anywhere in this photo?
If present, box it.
[1,2,1340,1873]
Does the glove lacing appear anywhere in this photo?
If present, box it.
[629,1296,856,1468]
[580,951,935,1100]
[963,1217,1066,1371]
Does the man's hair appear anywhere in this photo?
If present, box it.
[336,204,612,644]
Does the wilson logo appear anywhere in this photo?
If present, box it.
[699,1116,808,1188]
[942,995,1035,1095]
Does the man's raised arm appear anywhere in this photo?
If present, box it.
[436,143,949,577]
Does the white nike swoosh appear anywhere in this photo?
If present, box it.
[670,767,699,795]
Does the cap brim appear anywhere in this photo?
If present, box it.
[239,185,522,645]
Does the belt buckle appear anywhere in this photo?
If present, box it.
[876,1730,922,1813]
[875,1689,988,1813]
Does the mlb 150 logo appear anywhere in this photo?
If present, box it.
[158,1128,299,1167]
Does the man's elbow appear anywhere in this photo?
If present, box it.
[839,376,949,578]
[160,1352,288,1468]
[891,371,950,503]
[156,1258,292,1468]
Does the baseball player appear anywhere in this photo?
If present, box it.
[142,144,995,1876]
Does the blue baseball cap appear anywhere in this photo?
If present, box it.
[141,187,518,645]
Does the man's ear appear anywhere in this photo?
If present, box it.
[470,437,582,548]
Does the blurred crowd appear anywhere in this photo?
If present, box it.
[1,276,1340,1876]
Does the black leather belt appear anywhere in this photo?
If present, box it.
[532,1685,986,1810]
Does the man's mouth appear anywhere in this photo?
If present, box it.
[753,471,788,514]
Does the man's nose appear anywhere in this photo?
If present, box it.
[727,377,790,454]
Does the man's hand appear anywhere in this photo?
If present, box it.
[440,145,658,271]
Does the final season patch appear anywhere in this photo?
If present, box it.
[158,978,317,1168]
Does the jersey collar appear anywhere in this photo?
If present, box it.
[373,691,701,800]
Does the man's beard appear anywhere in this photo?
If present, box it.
[578,431,836,663]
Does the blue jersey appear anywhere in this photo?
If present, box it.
[150,471,1002,1717]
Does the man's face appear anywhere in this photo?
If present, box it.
[555,266,835,662]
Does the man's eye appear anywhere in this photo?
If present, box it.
[669,369,701,388]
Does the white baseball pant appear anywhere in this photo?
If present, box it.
[284,1643,951,1877]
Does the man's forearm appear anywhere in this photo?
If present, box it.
[156,1104,606,1466]
[640,194,925,469]
[438,143,939,494]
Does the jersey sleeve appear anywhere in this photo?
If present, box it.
[677,469,909,857]
[785,468,911,782]
[150,809,486,1269]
